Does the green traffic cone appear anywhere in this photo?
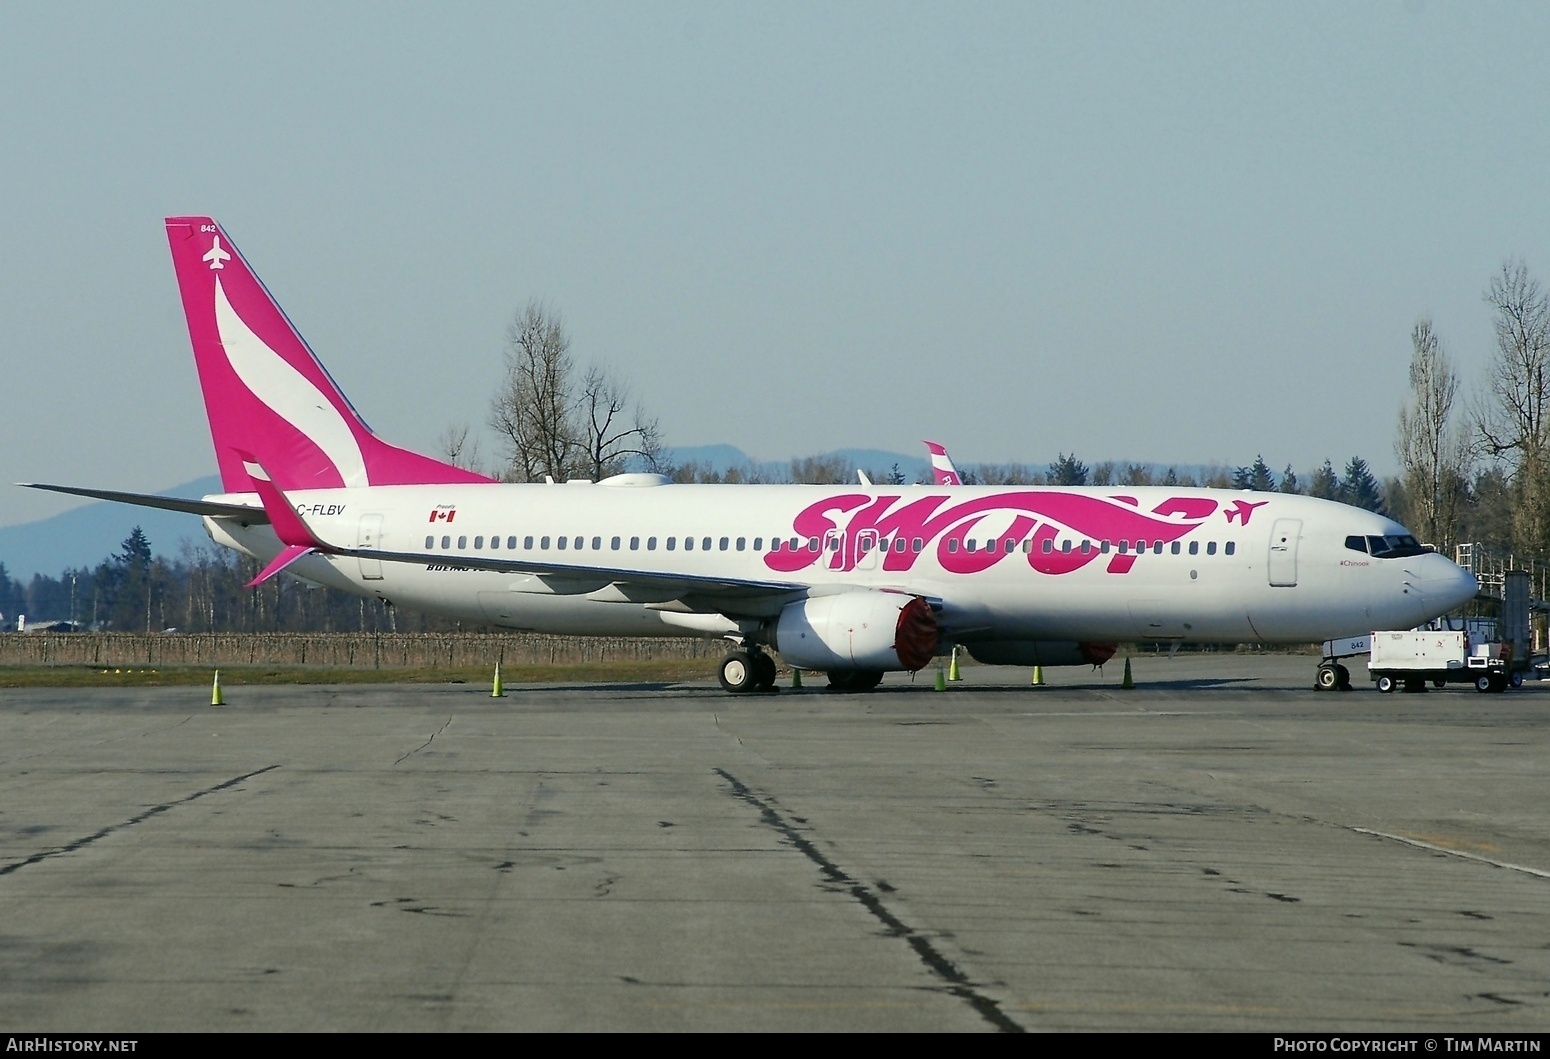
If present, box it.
[210,669,224,706]
[935,665,947,691]
[491,662,505,698]
[1121,656,1134,689]
[791,667,803,689]
[1032,665,1044,686]
[948,646,962,681]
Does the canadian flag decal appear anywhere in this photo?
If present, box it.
[429,507,456,523]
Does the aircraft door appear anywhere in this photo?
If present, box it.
[855,530,880,571]
[358,514,384,580]
[823,528,846,570]
[1268,518,1301,587]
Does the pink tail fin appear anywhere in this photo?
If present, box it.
[165,217,494,492]
[922,440,963,486]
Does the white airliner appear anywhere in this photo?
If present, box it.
[22,217,1478,693]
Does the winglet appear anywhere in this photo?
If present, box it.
[245,544,316,588]
[238,453,325,549]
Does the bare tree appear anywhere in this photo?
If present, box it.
[436,423,484,475]
[576,364,663,481]
[1396,317,1470,549]
[1476,260,1550,552]
[490,301,581,482]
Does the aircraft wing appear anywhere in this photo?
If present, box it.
[18,482,269,522]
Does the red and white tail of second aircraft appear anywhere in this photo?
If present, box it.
[23,218,1479,693]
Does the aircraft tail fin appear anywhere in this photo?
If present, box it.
[923,440,963,486]
[165,217,495,493]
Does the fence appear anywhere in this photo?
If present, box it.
[0,632,716,669]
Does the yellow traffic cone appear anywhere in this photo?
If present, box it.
[948,646,962,681]
[491,662,505,698]
[1032,665,1044,686]
[1121,657,1134,690]
[791,667,803,689]
[210,669,224,706]
[935,665,947,691]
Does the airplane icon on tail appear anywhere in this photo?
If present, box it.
[202,236,231,270]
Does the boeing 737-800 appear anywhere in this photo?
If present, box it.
[22,218,1479,693]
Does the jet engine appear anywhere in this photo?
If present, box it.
[773,593,938,672]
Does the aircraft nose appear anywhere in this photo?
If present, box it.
[1419,556,1479,612]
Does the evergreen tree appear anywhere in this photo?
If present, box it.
[1047,453,1088,486]
[1308,460,1340,500]
[1163,467,1179,486]
[1279,464,1301,494]
[1341,457,1386,514]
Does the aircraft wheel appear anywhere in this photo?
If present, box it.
[1490,674,1508,693]
[1316,665,1339,691]
[718,650,756,694]
[827,670,885,692]
[1336,664,1351,691]
[1475,675,1493,693]
[1433,679,1446,689]
[1376,675,1396,694]
[1403,677,1427,693]
[751,652,778,690]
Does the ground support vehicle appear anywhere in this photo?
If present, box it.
[1367,630,1520,694]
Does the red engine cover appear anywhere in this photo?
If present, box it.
[894,597,939,671]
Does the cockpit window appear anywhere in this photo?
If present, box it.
[1366,534,1429,559]
[1345,535,1368,554]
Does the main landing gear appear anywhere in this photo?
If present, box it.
[825,670,884,692]
[717,647,779,694]
[1315,662,1352,691]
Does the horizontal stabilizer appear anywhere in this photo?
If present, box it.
[18,483,268,522]
[246,544,316,588]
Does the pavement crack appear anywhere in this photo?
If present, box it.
[0,764,281,878]
[395,716,453,765]
[714,767,1025,1034]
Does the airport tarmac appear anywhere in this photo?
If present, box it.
[2,654,1549,1032]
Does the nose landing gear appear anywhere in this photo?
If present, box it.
[1315,662,1351,691]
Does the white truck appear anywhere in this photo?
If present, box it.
[1367,630,1519,693]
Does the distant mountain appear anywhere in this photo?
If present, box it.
[0,477,223,580]
[662,445,930,482]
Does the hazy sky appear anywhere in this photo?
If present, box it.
[3,2,1548,528]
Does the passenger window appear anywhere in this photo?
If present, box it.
[507,536,517,549]
[592,536,602,550]
[1021,540,1031,553]
[720,537,730,551]
[1042,539,1053,554]
[1207,541,1217,555]
[948,539,960,553]
[574,537,583,550]
[685,537,694,551]
[442,536,451,548]
[425,535,434,548]
[895,538,907,553]
[1118,541,1128,554]
[965,539,976,553]
[647,536,657,550]
[1100,540,1110,554]
[1225,541,1236,556]
[611,536,620,550]
[490,536,500,550]
[630,536,640,550]
[808,537,820,552]
[1189,541,1199,555]
[912,538,924,552]
[1061,540,1072,554]
[474,536,484,549]
[1170,542,1180,555]
[557,537,567,550]
[1080,540,1092,554]
[1006,539,1016,554]
[667,537,677,551]
[524,536,534,549]
[736,537,746,551]
[702,537,712,551]
[457,535,467,549]
[1346,535,1369,553]
[1152,542,1163,554]
[753,537,762,551]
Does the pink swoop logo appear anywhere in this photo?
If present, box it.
[764,492,1229,576]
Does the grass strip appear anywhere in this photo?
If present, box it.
[0,660,718,688]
